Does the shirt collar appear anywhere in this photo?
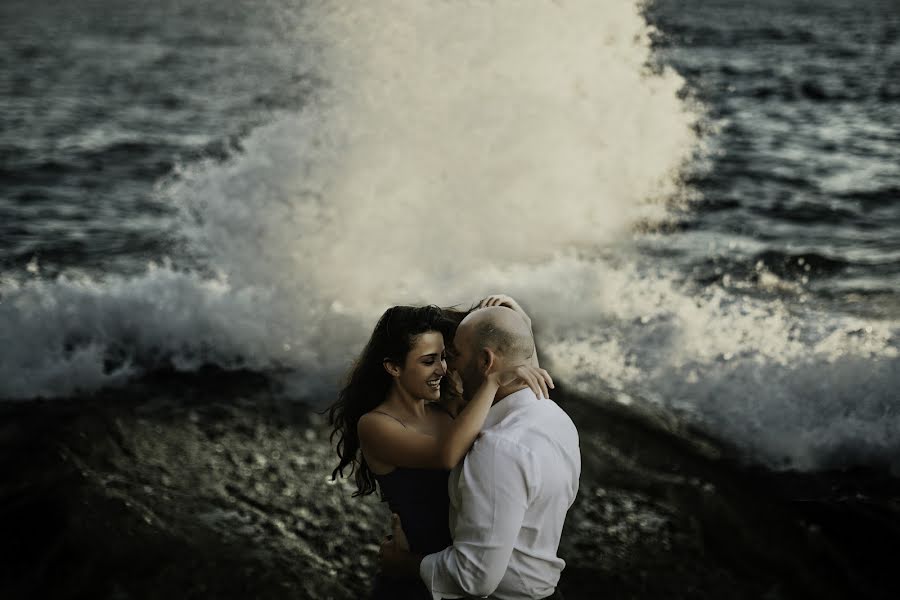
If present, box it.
[483,387,541,430]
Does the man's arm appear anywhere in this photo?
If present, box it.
[380,541,424,579]
[420,434,537,599]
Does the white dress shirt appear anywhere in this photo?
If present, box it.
[419,388,581,599]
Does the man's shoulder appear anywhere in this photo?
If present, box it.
[478,404,569,449]
[478,401,579,470]
[492,397,577,436]
[474,426,530,453]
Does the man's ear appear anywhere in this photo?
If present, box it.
[480,347,497,374]
[383,359,401,377]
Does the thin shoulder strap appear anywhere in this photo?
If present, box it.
[370,410,407,428]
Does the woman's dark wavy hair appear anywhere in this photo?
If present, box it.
[327,305,465,497]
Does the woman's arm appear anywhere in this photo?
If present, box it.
[358,365,552,471]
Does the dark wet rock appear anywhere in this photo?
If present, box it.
[1,372,898,599]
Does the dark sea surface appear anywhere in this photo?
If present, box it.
[0,0,313,276]
[1,0,898,473]
[646,0,900,316]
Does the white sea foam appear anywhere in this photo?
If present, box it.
[532,257,900,472]
[2,0,897,473]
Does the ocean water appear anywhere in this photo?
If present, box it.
[1,0,898,473]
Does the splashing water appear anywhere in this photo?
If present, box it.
[2,0,897,473]
[1,0,696,394]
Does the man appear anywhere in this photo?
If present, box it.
[381,305,581,599]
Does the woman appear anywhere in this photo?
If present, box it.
[327,296,549,599]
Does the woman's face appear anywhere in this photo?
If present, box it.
[395,331,447,401]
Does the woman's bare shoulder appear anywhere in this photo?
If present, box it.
[360,407,406,427]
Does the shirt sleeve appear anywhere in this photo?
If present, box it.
[420,433,538,599]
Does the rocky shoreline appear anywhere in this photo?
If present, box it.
[2,370,898,599]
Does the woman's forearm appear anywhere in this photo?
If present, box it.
[435,377,499,468]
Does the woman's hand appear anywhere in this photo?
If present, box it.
[489,364,553,399]
[477,294,532,328]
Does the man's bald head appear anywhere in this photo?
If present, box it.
[458,306,534,364]
[450,306,536,403]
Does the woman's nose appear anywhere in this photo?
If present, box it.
[437,359,447,375]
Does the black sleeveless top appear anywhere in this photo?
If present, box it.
[375,466,452,555]
[368,406,454,599]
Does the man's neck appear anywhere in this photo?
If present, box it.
[493,383,529,405]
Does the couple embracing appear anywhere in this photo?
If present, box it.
[328,295,581,600]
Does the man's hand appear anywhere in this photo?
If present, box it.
[390,513,409,551]
[378,514,422,579]
[379,537,407,577]
[439,371,466,418]
[447,371,464,401]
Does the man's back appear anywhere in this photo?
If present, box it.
[421,388,581,600]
